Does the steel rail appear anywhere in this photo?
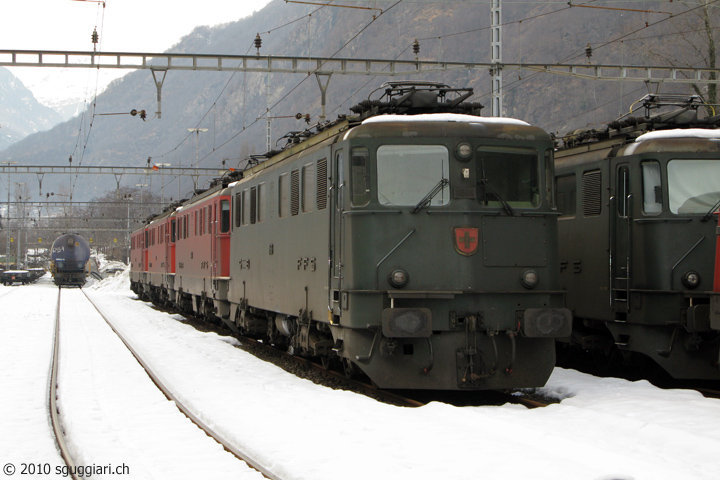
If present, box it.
[50,290,81,480]
[80,290,281,480]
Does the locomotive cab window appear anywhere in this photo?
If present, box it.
[477,147,539,208]
[667,159,720,214]
[376,145,449,207]
[220,200,230,233]
[351,147,370,207]
[642,161,662,215]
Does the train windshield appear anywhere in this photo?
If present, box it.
[477,147,540,208]
[667,159,720,214]
[376,145,450,207]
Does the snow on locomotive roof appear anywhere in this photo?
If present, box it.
[635,128,720,142]
[362,113,530,126]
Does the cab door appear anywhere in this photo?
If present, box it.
[329,149,345,322]
[214,198,231,277]
[611,163,632,321]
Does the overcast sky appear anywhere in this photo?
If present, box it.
[1,0,273,105]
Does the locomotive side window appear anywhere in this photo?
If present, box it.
[257,183,266,222]
[667,159,720,214]
[556,174,576,216]
[377,145,449,207]
[279,173,289,218]
[351,147,370,207]
[582,170,602,217]
[641,161,662,215]
[235,192,242,227]
[220,200,230,233]
[242,189,251,226]
[478,147,539,208]
[302,163,315,213]
[171,219,176,242]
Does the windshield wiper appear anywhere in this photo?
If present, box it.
[412,178,449,214]
[478,178,514,216]
[701,197,720,222]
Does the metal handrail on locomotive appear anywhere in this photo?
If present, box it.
[554,94,720,380]
[50,233,91,287]
[130,82,572,390]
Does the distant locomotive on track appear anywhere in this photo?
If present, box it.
[554,94,720,380]
[51,233,91,287]
[131,82,572,391]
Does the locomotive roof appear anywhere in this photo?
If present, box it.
[557,94,720,150]
[361,113,530,126]
[634,128,720,142]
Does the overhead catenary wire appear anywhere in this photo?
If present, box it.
[155,0,406,177]
[150,0,716,196]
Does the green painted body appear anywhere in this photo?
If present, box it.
[227,116,570,390]
[556,129,720,380]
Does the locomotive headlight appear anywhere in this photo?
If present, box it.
[389,269,409,289]
[455,142,472,161]
[521,270,539,289]
[682,271,701,289]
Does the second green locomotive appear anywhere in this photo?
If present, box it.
[555,94,720,380]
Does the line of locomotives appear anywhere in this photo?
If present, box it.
[131,82,573,391]
[554,94,720,381]
[130,85,720,388]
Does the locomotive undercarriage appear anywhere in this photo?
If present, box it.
[227,297,563,390]
[566,293,720,380]
[130,279,566,389]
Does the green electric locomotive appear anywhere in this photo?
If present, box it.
[555,94,720,380]
[224,82,571,390]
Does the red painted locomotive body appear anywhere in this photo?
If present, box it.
[132,186,232,318]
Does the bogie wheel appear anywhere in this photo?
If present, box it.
[320,355,332,370]
[342,358,357,379]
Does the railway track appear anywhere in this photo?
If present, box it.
[176,312,553,409]
[49,290,78,480]
[50,288,280,480]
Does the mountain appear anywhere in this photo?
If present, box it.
[0,67,62,151]
[0,0,714,202]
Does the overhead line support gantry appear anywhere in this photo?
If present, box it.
[1,49,718,118]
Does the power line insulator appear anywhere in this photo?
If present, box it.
[91,28,99,44]
[254,33,262,55]
[412,39,420,61]
[585,43,592,59]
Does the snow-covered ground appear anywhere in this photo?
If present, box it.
[2,271,720,479]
